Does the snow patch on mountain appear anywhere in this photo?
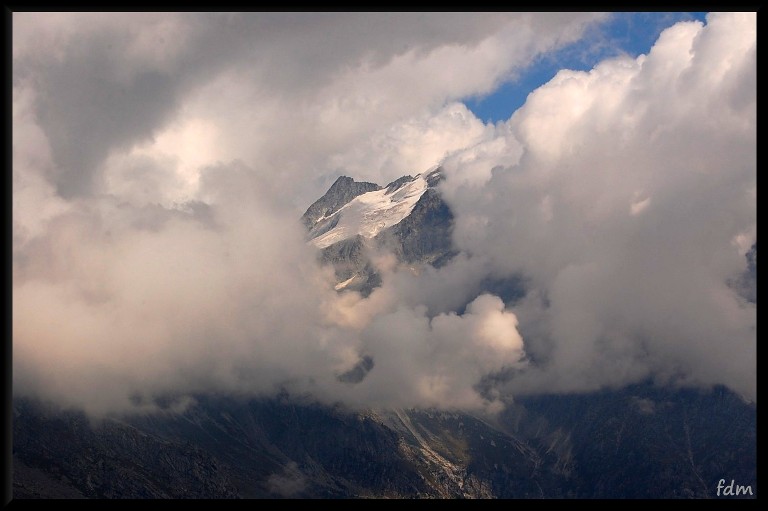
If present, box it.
[334,274,359,290]
[310,174,429,249]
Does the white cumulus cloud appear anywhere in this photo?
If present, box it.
[12,12,755,417]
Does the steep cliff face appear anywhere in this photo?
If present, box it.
[373,188,457,267]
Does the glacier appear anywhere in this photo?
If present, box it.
[309,173,429,249]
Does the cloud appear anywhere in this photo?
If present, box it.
[439,12,756,400]
[13,161,357,415]
[13,12,603,203]
[328,102,492,186]
[12,12,755,417]
[330,293,525,412]
[13,12,604,416]
[266,462,307,498]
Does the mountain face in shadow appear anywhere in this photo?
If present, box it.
[13,383,755,499]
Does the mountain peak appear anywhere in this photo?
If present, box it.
[384,175,414,195]
[307,173,432,249]
[301,176,381,229]
[424,166,443,186]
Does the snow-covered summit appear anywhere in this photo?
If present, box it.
[307,168,440,249]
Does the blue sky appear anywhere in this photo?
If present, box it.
[464,12,709,123]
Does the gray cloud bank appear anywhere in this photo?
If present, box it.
[12,12,755,416]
